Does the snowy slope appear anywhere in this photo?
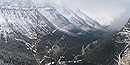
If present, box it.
[114,18,130,43]
[114,18,130,65]
[0,0,104,40]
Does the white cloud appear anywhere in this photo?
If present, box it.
[60,0,130,27]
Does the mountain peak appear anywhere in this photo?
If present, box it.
[128,18,130,24]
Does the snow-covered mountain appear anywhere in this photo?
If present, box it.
[114,18,130,65]
[0,0,104,40]
[82,18,130,65]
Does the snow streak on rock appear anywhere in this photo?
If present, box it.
[114,18,130,65]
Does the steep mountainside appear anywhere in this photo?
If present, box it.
[0,0,104,42]
[114,18,130,65]
[84,18,130,65]
[0,0,107,65]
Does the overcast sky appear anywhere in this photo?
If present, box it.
[55,0,130,29]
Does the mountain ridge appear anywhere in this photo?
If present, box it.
[0,0,104,41]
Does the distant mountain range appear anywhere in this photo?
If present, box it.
[0,0,129,65]
[0,0,104,42]
[0,0,106,65]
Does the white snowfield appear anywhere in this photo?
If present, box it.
[0,0,103,41]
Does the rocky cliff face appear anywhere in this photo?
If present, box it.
[114,18,130,65]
